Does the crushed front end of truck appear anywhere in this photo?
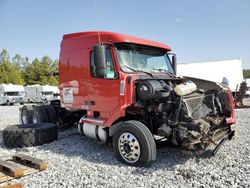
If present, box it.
[129,76,236,155]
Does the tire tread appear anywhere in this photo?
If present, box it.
[113,120,156,166]
[2,123,58,148]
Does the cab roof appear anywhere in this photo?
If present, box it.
[63,31,171,51]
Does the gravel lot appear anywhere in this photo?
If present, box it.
[0,100,250,188]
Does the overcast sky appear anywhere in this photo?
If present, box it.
[0,0,249,68]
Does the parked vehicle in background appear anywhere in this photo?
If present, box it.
[24,85,59,103]
[0,84,24,105]
[177,59,244,95]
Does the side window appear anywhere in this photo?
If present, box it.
[90,48,115,79]
[105,49,115,78]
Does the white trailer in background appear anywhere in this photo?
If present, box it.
[24,85,60,103]
[177,59,244,93]
[0,84,25,105]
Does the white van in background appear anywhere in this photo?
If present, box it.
[24,84,60,103]
[0,84,25,105]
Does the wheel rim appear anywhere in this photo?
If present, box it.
[21,110,28,124]
[118,132,141,163]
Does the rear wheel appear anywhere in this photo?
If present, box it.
[113,120,156,166]
[44,105,57,124]
[32,106,49,123]
[20,105,57,124]
[20,105,35,124]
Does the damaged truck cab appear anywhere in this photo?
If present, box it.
[23,31,236,166]
[60,31,236,165]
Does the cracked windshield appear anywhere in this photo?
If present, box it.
[116,43,174,74]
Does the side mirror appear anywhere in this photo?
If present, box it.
[93,45,106,78]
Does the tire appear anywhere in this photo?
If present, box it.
[20,105,34,124]
[44,105,57,124]
[3,123,58,148]
[32,106,49,123]
[113,120,156,166]
[21,105,56,124]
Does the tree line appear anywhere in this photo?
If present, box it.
[0,49,58,86]
[243,69,250,79]
[1,48,250,86]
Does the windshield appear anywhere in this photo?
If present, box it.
[42,92,53,96]
[4,92,21,96]
[116,43,174,74]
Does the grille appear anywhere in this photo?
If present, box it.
[183,94,215,119]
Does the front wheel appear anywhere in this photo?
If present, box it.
[113,120,156,166]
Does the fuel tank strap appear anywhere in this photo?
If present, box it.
[80,118,105,125]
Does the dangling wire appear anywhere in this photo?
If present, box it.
[93,0,101,44]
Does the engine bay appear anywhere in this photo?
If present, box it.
[126,77,235,153]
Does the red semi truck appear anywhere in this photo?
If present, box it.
[20,31,236,166]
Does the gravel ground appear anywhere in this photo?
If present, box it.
[0,99,250,188]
